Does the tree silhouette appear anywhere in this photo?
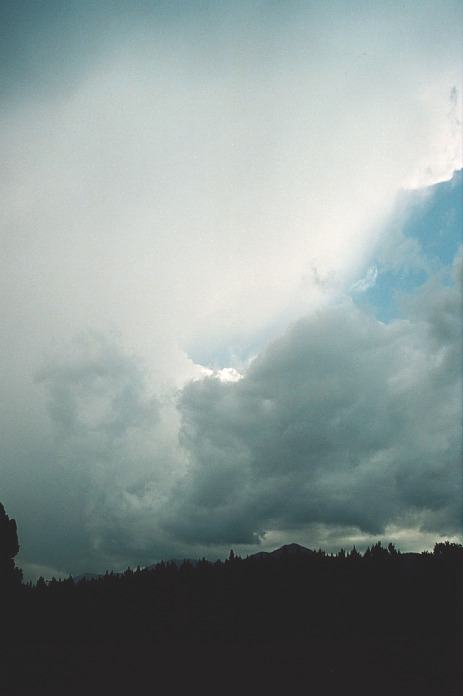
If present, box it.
[0,502,22,589]
[433,541,463,560]
[2,533,462,694]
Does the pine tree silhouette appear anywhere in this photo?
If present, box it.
[0,502,22,589]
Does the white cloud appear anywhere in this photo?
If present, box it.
[351,266,378,293]
[404,85,462,189]
[216,368,243,383]
[1,2,462,376]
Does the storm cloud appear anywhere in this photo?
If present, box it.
[170,254,462,545]
[4,243,462,579]
[1,1,462,577]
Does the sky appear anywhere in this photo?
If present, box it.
[0,0,462,580]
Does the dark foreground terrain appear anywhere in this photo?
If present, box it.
[1,542,462,695]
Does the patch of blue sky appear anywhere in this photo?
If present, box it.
[356,267,429,323]
[352,169,462,322]
[399,169,462,267]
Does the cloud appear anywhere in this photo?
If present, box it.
[1,1,462,373]
[1,1,462,575]
[36,332,160,439]
[405,85,462,189]
[351,266,378,293]
[3,333,186,574]
[6,250,462,577]
[167,253,462,546]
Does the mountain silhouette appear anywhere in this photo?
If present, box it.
[247,542,316,561]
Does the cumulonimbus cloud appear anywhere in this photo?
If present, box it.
[1,1,462,577]
[168,251,462,545]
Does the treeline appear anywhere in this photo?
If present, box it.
[1,501,462,694]
[3,540,463,643]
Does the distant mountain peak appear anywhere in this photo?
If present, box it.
[247,542,315,561]
[278,543,312,552]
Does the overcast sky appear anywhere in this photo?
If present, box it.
[0,0,462,580]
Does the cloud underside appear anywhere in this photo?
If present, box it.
[18,252,460,576]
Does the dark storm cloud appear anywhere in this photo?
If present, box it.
[166,253,462,545]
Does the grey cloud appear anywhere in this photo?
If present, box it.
[5,260,461,578]
[6,333,178,575]
[36,332,159,439]
[7,258,462,578]
[167,257,462,545]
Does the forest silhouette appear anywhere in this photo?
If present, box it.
[1,501,462,694]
